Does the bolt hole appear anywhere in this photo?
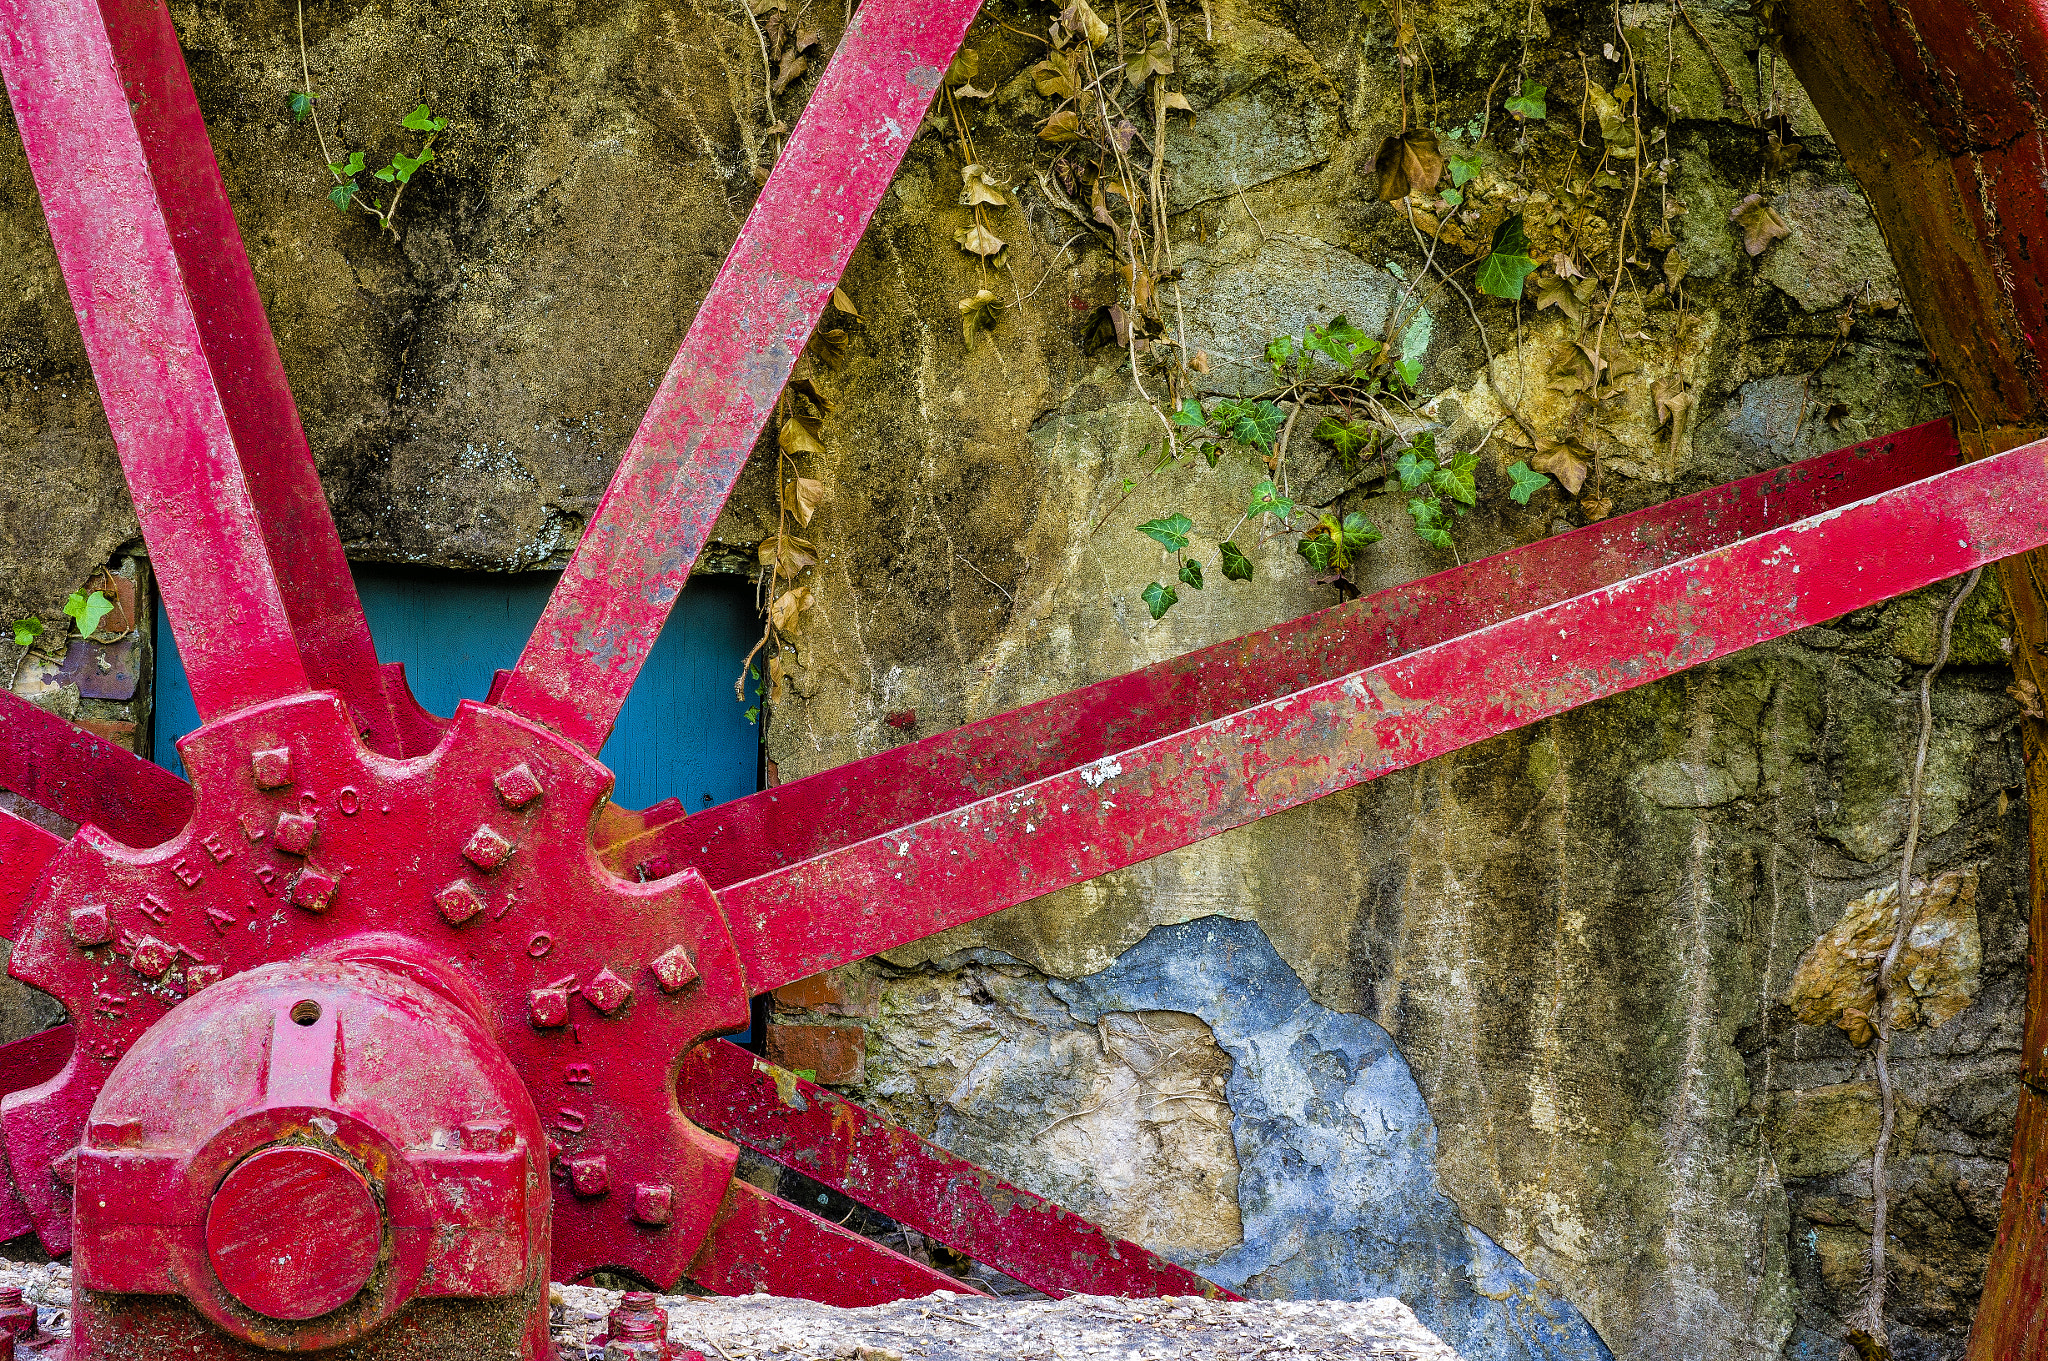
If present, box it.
[290,1000,322,1027]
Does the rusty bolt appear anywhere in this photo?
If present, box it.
[584,967,633,1014]
[129,935,175,978]
[649,945,700,994]
[288,867,336,913]
[68,903,111,947]
[461,1120,514,1153]
[250,746,292,789]
[630,1182,674,1226]
[87,1118,142,1148]
[528,986,571,1029]
[184,963,222,994]
[567,1154,610,1197]
[273,811,317,856]
[435,880,485,927]
[463,824,514,871]
[0,1284,35,1340]
[495,761,544,809]
[607,1291,669,1341]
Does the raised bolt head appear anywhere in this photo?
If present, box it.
[435,880,485,926]
[250,746,292,789]
[185,964,222,993]
[88,1118,142,1148]
[528,987,571,1029]
[273,811,317,856]
[584,967,633,1014]
[463,824,514,871]
[567,1154,610,1197]
[608,1290,669,1339]
[495,761,544,809]
[68,903,111,946]
[461,1120,513,1153]
[630,1182,674,1227]
[129,935,175,978]
[289,867,336,913]
[650,945,700,993]
[0,1281,34,1340]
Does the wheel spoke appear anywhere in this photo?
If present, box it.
[0,0,400,738]
[685,1177,978,1305]
[0,692,191,846]
[714,436,2048,993]
[495,0,982,753]
[682,1040,1238,1301]
[603,421,1958,889]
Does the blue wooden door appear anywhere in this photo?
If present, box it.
[153,566,761,815]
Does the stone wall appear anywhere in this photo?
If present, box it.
[0,1,2024,1358]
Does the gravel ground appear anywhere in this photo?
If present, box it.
[0,1258,1457,1359]
[553,1283,1459,1360]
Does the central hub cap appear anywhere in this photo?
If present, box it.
[205,1145,381,1320]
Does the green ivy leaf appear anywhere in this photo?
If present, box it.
[1201,442,1222,467]
[1507,460,1551,505]
[1170,397,1206,428]
[328,181,360,210]
[10,618,42,648]
[1179,558,1205,590]
[1439,188,1463,207]
[330,150,365,178]
[1314,417,1377,464]
[743,705,761,724]
[1219,540,1254,582]
[1296,533,1336,571]
[1339,512,1382,554]
[1408,497,1454,549]
[1137,512,1194,552]
[1211,398,1285,453]
[1505,79,1548,121]
[1394,450,1435,492]
[1475,214,1538,300]
[63,591,114,636]
[1263,335,1298,373]
[1429,450,1479,506]
[1394,357,1423,389]
[1246,478,1294,521]
[388,146,434,184]
[1141,580,1178,619]
[290,90,319,121]
[1448,153,1481,187]
[401,103,447,132]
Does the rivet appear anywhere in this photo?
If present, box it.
[435,880,485,926]
[649,945,700,993]
[184,964,223,994]
[463,825,514,871]
[129,935,175,978]
[250,747,292,790]
[528,987,571,1029]
[630,1182,674,1226]
[494,762,544,809]
[567,1155,610,1198]
[289,867,336,913]
[273,812,317,856]
[584,967,633,1015]
[68,904,112,947]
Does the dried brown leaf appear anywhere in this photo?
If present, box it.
[1374,129,1444,202]
[829,285,861,321]
[778,412,827,457]
[1730,193,1790,256]
[809,327,849,371]
[1661,247,1687,298]
[1126,40,1174,84]
[960,164,1008,208]
[959,289,1003,348]
[781,477,831,526]
[1162,90,1193,113]
[1535,274,1584,324]
[1529,442,1591,495]
[1031,53,1079,99]
[1059,0,1109,48]
[1039,108,1086,143]
[769,585,814,632]
[757,532,817,577]
[956,221,1006,257]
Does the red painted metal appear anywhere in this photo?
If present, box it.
[494,0,982,754]
[602,419,1961,889]
[685,1177,975,1305]
[3,0,2048,1343]
[714,439,2048,993]
[681,1040,1240,1301]
[70,948,551,1355]
[0,0,430,756]
[0,694,192,849]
